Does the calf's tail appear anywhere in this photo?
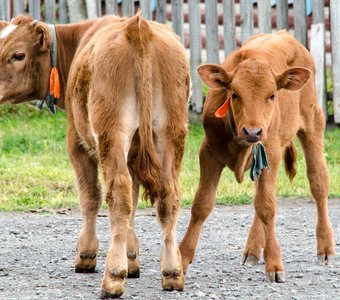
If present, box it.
[283,142,297,181]
[125,12,160,204]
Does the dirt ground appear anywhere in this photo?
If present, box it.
[0,198,339,300]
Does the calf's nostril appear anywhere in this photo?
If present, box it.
[255,128,262,136]
[243,128,250,136]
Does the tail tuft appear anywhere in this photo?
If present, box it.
[283,142,297,181]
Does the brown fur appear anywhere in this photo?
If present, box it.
[180,30,335,282]
[0,12,189,297]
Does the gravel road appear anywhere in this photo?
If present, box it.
[0,198,339,300]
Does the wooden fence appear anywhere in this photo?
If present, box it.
[0,0,339,124]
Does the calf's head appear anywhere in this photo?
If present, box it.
[0,16,51,104]
[198,58,311,144]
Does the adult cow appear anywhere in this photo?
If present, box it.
[0,13,189,298]
[179,31,334,282]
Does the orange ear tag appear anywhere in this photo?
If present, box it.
[49,67,61,99]
[214,97,230,118]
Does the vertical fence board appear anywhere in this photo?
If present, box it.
[205,0,219,63]
[156,0,167,23]
[97,0,102,16]
[310,23,327,118]
[312,0,324,24]
[331,0,340,123]
[105,0,118,15]
[45,0,56,23]
[59,0,69,23]
[122,0,134,17]
[0,0,10,21]
[258,0,271,33]
[189,0,203,113]
[86,0,99,19]
[66,0,87,23]
[294,0,307,47]
[223,0,236,57]
[13,0,26,17]
[29,0,41,19]
[172,0,184,43]
[240,0,253,44]
[276,0,288,30]
[140,0,152,19]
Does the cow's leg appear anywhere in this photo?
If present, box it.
[298,129,335,265]
[254,143,285,283]
[156,132,187,291]
[126,174,140,278]
[242,213,265,266]
[68,126,102,273]
[179,143,223,273]
[99,136,134,299]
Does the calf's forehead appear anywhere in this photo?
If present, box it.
[231,64,277,96]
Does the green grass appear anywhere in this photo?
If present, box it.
[0,104,339,211]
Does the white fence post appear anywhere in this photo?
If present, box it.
[205,0,219,63]
[45,0,56,23]
[311,23,327,119]
[240,0,253,44]
[276,0,289,30]
[105,0,118,15]
[172,0,184,44]
[258,0,271,33]
[294,0,307,47]
[223,0,236,57]
[189,0,203,114]
[331,0,340,123]
[156,0,167,23]
[13,0,26,17]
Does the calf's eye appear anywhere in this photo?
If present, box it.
[231,93,239,101]
[269,94,276,101]
[12,53,25,61]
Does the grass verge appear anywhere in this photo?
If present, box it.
[0,104,339,211]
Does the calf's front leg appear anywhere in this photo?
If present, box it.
[253,144,285,282]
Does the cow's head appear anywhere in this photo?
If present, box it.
[198,58,311,144]
[0,15,52,104]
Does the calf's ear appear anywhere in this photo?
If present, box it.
[276,67,311,91]
[0,21,9,31]
[197,64,232,89]
[31,20,50,52]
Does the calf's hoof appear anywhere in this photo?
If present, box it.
[127,251,140,278]
[242,253,259,267]
[161,268,185,291]
[101,269,127,299]
[318,254,335,266]
[265,271,285,283]
[74,252,97,273]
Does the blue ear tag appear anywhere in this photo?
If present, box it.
[250,142,270,181]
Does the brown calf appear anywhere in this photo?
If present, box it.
[179,31,335,282]
[0,13,189,298]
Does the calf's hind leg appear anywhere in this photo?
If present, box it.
[68,126,102,273]
[99,132,135,299]
[157,134,187,291]
[126,174,141,278]
[298,127,335,265]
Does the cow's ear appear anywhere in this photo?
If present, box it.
[197,64,232,89]
[32,20,50,52]
[276,67,311,91]
[0,21,9,31]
